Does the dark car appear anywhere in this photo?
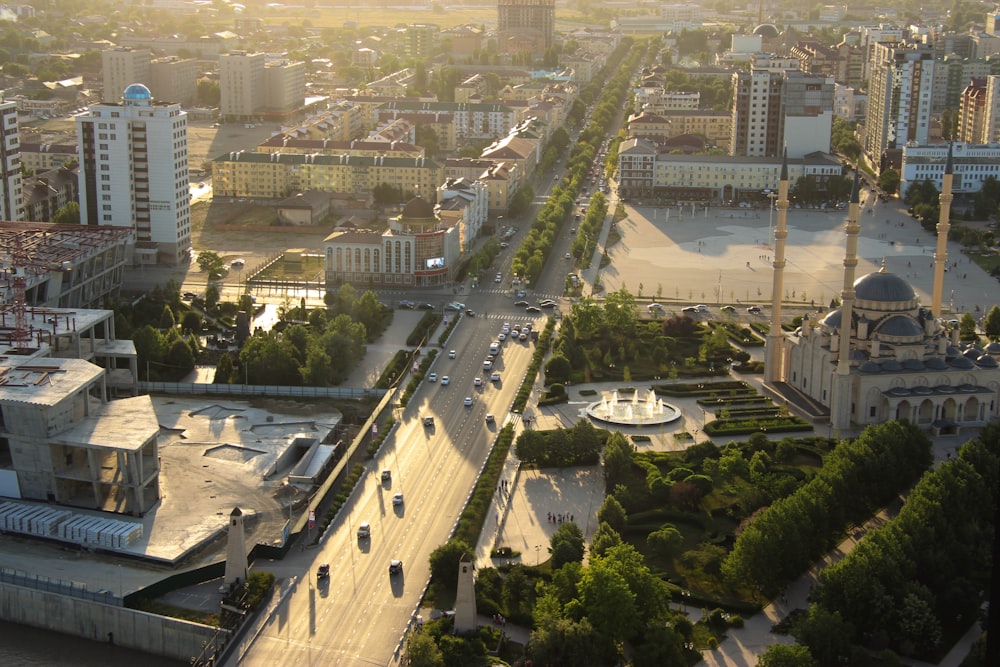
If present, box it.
[423,416,434,427]
[418,303,435,310]
[746,306,762,314]
[389,559,403,575]
[317,563,330,579]
[398,300,415,309]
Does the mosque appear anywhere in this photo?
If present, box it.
[763,149,1000,434]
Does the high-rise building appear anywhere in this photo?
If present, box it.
[0,100,23,221]
[497,0,554,57]
[864,42,935,169]
[985,75,1000,143]
[76,84,191,266]
[102,47,151,104]
[150,55,198,107]
[958,78,989,143]
[405,24,440,59]
[731,68,833,158]
[219,51,265,120]
[263,59,305,113]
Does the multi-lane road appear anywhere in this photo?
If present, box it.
[241,309,545,665]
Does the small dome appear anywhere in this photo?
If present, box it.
[880,360,903,371]
[926,358,948,370]
[858,360,881,373]
[902,358,925,370]
[821,309,843,328]
[123,83,152,101]
[753,23,780,38]
[985,341,1000,355]
[934,384,956,393]
[950,356,975,369]
[400,197,434,219]
[945,345,962,359]
[853,269,916,303]
[963,348,981,360]
[976,355,998,368]
[876,315,923,338]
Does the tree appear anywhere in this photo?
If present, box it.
[647,524,683,560]
[878,168,901,196]
[181,311,201,334]
[792,605,854,667]
[52,201,80,224]
[758,644,817,667]
[205,284,220,309]
[589,521,622,559]
[983,305,1000,341]
[214,352,234,384]
[578,557,640,643]
[959,312,978,341]
[597,495,626,533]
[197,250,227,280]
[550,522,585,569]
[405,632,444,667]
[159,305,176,329]
[197,78,220,106]
[428,539,470,597]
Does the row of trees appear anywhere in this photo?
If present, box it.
[514,419,606,467]
[510,37,644,285]
[722,421,933,596]
[811,423,998,658]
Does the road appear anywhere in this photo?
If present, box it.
[241,310,544,666]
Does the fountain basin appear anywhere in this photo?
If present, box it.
[586,389,681,426]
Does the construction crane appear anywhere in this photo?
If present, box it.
[1,222,132,350]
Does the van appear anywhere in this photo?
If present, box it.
[489,342,500,356]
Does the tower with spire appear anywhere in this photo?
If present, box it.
[931,143,954,317]
[765,148,790,384]
[830,172,863,431]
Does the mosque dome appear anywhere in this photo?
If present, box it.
[880,360,903,371]
[902,358,925,370]
[976,355,998,368]
[820,309,842,328]
[753,23,780,38]
[123,83,152,102]
[925,358,948,370]
[401,197,434,219]
[985,341,1000,355]
[875,315,924,339]
[858,360,881,373]
[950,356,975,369]
[853,269,916,303]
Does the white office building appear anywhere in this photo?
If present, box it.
[76,84,191,266]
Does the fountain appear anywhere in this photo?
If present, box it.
[586,389,681,426]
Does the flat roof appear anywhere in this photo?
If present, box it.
[0,357,102,407]
[53,394,159,451]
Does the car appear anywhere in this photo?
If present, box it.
[317,563,330,579]
[647,303,664,312]
[483,360,493,371]
[565,252,572,260]
[474,376,483,386]
[495,273,502,282]
[682,306,699,313]
[695,304,709,312]
[465,309,476,317]
[721,305,737,313]
[389,559,403,575]
[357,522,371,538]
[423,416,434,427]
[428,373,437,382]
[381,469,392,481]
[485,414,495,424]
[746,306,762,314]
[539,301,556,309]
[491,372,501,382]
[464,396,473,407]
[500,242,510,249]
[182,291,198,300]
[419,303,435,310]
[516,290,527,298]
[514,300,529,307]
[525,306,542,314]
[498,332,507,341]
[442,375,452,385]
[392,493,404,506]
[398,300,415,309]
[230,258,245,267]
[519,332,528,341]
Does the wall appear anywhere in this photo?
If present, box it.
[0,583,223,662]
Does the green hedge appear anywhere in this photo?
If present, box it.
[317,463,366,538]
[399,350,439,407]
[512,318,556,413]
[375,350,410,389]
[407,312,442,347]
[453,424,516,547]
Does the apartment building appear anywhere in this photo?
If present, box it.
[219,51,264,120]
[0,100,23,221]
[150,55,198,106]
[264,59,305,113]
[375,100,521,141]
[443,158,520,213]
[497,0,554,56]
[76,84,191,266]
[256,136,424,159]
[931,55,1000,115]
[102,47,150,104]
[986,75,1000,143]
[436,177,488,252]
[900,142,1000,194]
[864,42,935,169]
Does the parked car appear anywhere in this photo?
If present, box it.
[491,372,501,382]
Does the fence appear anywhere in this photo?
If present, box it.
[0,566,121,606]
[140,382,385,400]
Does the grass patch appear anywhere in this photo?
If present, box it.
[130,598,219,626]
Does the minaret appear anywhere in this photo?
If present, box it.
[831,172,863,432]
[453,552,477,633]
[931,143,954,317]
[765,148,790,385]
[224,507,248,587]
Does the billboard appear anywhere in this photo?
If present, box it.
[425,257,445,270]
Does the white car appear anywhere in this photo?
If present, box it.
[464,396,473,406]
[485,414,495,424]
[428,373,437,382]
[498,332,506,341]
[474,377,483,386]
[491,372,501,382]
[495,273,502,282]
[230,257,245,267]
[441,376,450,385]
[647,303,664,312]
[448,350,457,359]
